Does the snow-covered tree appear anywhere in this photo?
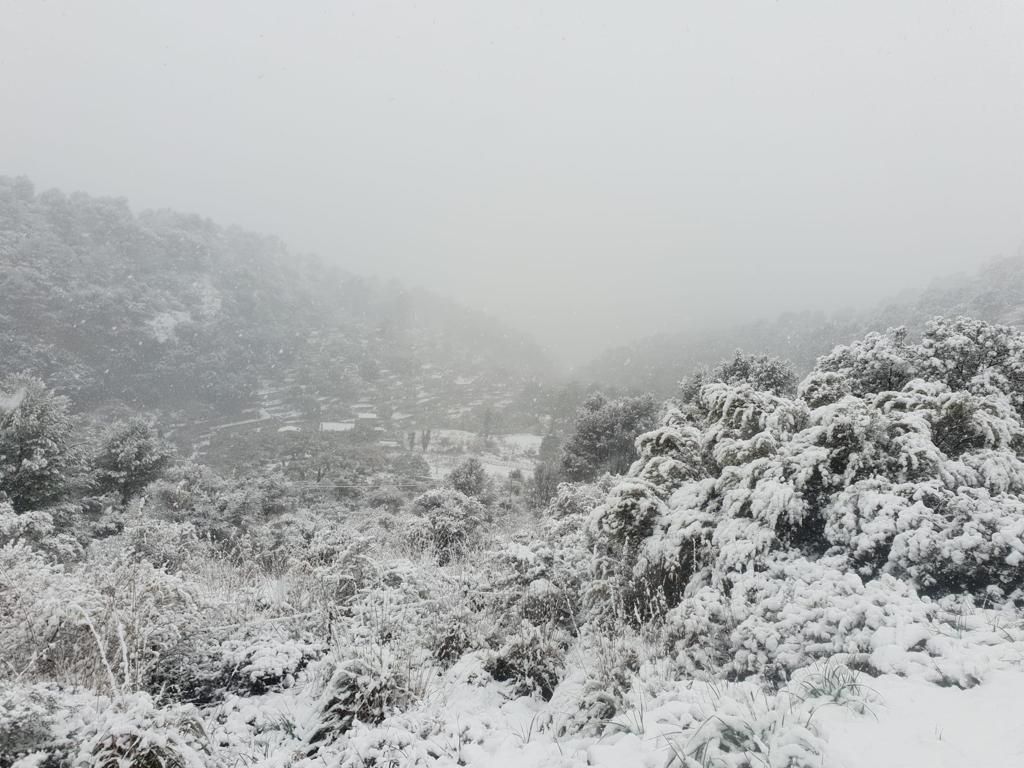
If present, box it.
[560,393,659,481]
[681,351,798,403]
[0,375,75,511]
[445,456,493,503]
[93,417,175,503]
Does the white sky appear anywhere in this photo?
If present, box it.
[2,1,1022,361]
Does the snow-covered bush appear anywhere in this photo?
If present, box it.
[815,325,917,396]
[73,692,214,768]
[585,317,1024,678]
[366,485,405,513]
[219,634,323,696]
[0,682,81,768]
[121,518,203,572]
[662,683,825,768]
[681,351,799,403]
[547,476,617,518]
[431,607,480,667]
[312,630,433,745]
[277,526,375,609]
[406,488,485,565]
[310,653,426,746]
[307,562,444,747]
[481,510,593,634]
[663,554,942,680]
[0,504,54,547]
[560,392,660,481]
[0,541,103,685]
[0,502,92,561]
[92,417,174,503]
[146,464,291,542]
[1,542,202,695]
[445,457,495,504]
[483,621,567,701]
[0,376,76,512]
[553,624,645,736]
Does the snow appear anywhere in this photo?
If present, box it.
[0,386,26,413]
[320,421,354,432]
[820,671,1024,768]
[501,433,544,453]
[434,429,478,444]
[146,310,191,342]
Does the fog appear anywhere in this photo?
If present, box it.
[2,1,1022,362]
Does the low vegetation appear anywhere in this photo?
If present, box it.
[3,316,1024,767]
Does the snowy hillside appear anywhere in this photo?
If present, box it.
[0,177,552,419]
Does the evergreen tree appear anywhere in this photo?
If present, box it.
[445,457,493,503]
[93,417,175,503]
[0,375,75,511]
[559,393,659,481]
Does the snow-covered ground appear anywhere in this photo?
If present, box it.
[200,652,1024,768]
[320,421,355,432]
[423,431,543,479]
[820,671,1024,768]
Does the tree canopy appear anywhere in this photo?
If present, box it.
[559,393,659,481]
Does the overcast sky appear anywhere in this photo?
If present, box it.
[2,1,1023,362]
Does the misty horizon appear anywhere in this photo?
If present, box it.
[2,1,1023,362]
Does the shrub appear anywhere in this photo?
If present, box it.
[546,477,616,519]
[665,684,824,768]
[121,518,202,572]
[311,655,421,745]
[483,621,566,701]
[0,504,85,562]
[0,542,103,686]
[220,634,324,695]
[366,485,404,513]
[584,318,1024,662]
[445,457,494,503]
[309,565,439,748]
[431,612,477,668]
[0,682,79,768]
[73,692,214,768]
[406,489,485,565]
[663,554,940,681]
[554,626,643,736]
[560,393,660,481]
[0,376,76,512]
